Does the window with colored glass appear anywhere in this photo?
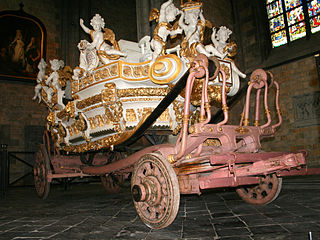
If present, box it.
[266,0,320,48]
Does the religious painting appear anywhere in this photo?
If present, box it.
[0,9,46,81]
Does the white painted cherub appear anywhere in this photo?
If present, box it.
[77,39,98,75]
[149,0,182,63]
[178,8,204,52]
[178,6,225,60]
[79,14,126,64]
[210,26,233,57]
[45,59,65,107]
[32,58,47,103]
[209,26,246,79]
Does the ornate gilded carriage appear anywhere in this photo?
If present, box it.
[32,0,317,231]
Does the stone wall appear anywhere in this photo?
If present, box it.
[263,57,320,166]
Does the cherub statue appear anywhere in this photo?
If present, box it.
[77,39,99,75]
[178,3,225,60]
[149,0,182,63]
[80,14,126,65]
[178,8,205,57]
[45,59,65,108]
[210,26,246,79]
[32,58,47,103]
[210,26,234,58]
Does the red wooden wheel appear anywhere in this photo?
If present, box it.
[100,173,124,194]
[236,174,282,205]
[33,144,51,199]
[131,153,180,229]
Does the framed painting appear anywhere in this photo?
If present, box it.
[0,7,46,82]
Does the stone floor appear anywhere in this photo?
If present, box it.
[0,175,320,240]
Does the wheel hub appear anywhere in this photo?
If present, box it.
[132,175,162,206]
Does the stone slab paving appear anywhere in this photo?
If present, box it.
[0,176,319,240]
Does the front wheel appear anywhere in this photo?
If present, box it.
[131,153,180,229]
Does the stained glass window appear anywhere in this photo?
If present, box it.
[310,15,320,32]
[308,0,320,33]
[287,6,304,25]
[285,0,303,10]
[267,0,283,19]
[271,30,288,47]
[289,22,306,40]
[267,0,320,48]
[269,15,285,32]
[308,0,320,17]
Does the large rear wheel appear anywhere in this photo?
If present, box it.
[236,174,282,205]
[100,173,124,194]
[33,144,51,199]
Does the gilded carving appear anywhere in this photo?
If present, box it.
[83,104,104,113]
[71,79,79,93]
[159,109,169,122]
[101,114,112,125]
[47,112,55,125]
[126,109,137,122]
[117,87,169,98]
[120,97,162,103]
[123,66,132,77]
[57,109,67,120]
[88,118,96,129]
[220,64,231,80]
[172,100,184,135]
[94,68,110,81]
[102,83,116,103]
[109,64,118,76]
[76,94,102,110]
[67,126,74,136]
[64,133,122,153]
[74,112,87,132]
[235,126,249,134]
[133,65,149,78]
[204,139,221,147]
[180,79,228,106]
